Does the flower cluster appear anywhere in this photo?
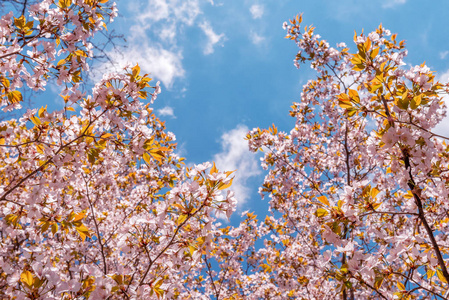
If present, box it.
[199,16,449,299]
[0,2,236,299]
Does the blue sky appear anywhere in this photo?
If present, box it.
[31,0,449,220]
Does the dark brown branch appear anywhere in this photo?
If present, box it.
[402,150,449,285]
[84,181,108,275]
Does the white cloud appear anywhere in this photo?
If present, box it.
[433,70,449,137]
[250,4,264,19]
[382,0,407,8]
[135,0,201,25]
[106,0,224,87]
[95,45,184,89]
[250,32,265,45]
[158,22,177,43]
[199,21,225,55]
[158,106,176,118]
[213,125,261,206]
[440,51,449,60]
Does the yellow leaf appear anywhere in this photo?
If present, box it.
[5,214,19,226]
[372,202,381,210]
[177,214,187,226]
[143,152,152,165]
[38,105,47,117]
[57,59,66,66]
[337,200,343,209]
[40,221,50,232]
[348,89,360,103]
[404,190,413,199]
[132,64,140,77]
[74,50,87,57]
[188,245,196,256]
[370,187,380,198]
[410,94,422,109]
[76,224,91,241]
[30,115,41,126]
[73,211,86,222]
[225,170,236,177]
[149,148,167,162]
[51,223,58,234]
[374,276,383,289]
[437,269,447,283]
[218,177,233,190]
[66,106,76,112]
[427,269,435,279]
[0,77,10,87]
[338,93,353,109]
[36,144,44,154]
[396,281,405,290]
[317,195,329,206]
[58,0,72,8]
[339,100,352,109]
[370,47,379,59]
[101,133,114,139]
[196,236,206,245]
[350,54,362,65]
[339,93,350,101]
[143,138,154,150]
[8,90,22,103]
[210,162,218,174]
[364,37,371,52]
[14,15,26,29]
[20,270,34,287]
[316,208,328,217]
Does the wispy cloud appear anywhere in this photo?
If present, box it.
[213,125,261,206]
[135,0,201,26]
[199,21,226,55]
[96,0,224,89]
[440,51,449,60]
[94,44,184,89]
[250,31,265,45]
[382,0,407,9]
[250,4,264,19]
[433,70,449,137]
[157,106,176,118]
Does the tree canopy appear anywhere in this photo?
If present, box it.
[1,2,449,299]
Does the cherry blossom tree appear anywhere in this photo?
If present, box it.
[0,1,236,299]
[4,0,449,298]
[197,15,449,299]
[0,0,125,121]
